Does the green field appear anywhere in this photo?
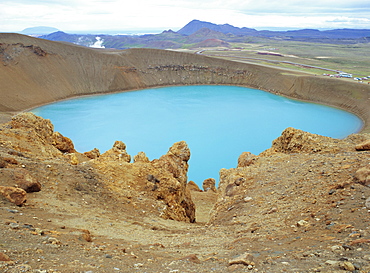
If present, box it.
[175,39,370,78]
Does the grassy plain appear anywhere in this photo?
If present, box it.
[177,39,370,78]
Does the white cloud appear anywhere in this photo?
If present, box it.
[0,0,369,32]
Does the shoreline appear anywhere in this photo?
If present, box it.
[17,82,370,136]
[1,33,369,133]
[2,82,369,135]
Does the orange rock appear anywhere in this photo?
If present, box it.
[228,252,255,266]
[0,252,11,261]
[237,152,256,167]
[179,254,201,264]
[81,229,93,242]
[187,181,202,192]
[355,139,370,150]
[0,186,27,206]
[84,148,101,159]
[349,238,370,245]
[203,178,217,192]
[134,151,150,163]
[52,131,76,153]
[13,168,41,193]
[355,166,370,186]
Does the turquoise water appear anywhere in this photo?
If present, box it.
[32,85,363,185]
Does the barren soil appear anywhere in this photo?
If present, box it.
[0,115,369,273]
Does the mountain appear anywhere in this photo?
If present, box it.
[37,20,370,50]
[177,20,370,40]
[40,31,99,46]
[185,28,232,43]
[21,26,59,36]
[177,19,257,36]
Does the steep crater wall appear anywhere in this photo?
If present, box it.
[1,33,369,132]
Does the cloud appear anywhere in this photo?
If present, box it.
[0,0,370,32]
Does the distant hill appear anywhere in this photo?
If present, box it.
[185,28,231,43]
[37,20,370,50]
[178,19,257,36]
[177,20,370,39]
[194,39,230,48]
[21,26,59,36]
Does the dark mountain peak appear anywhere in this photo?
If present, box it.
[186,27,230,43]
[192,27,223,35]
[177,20,257,35]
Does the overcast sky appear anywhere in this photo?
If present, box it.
[1,0,370,33]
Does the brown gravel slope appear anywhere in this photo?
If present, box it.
[0,33,369,132]
[0,115,369,272]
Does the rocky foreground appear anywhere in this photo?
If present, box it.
[0,112,369,272]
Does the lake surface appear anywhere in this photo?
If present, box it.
[32,85,363,186]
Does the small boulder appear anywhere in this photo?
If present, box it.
[14,168,41,193]
[179,254,201,264]
[0,252,11,261]
[355,166,370,186]
[365,197,370,209]
[228,252,255,266]
[0,186,27,206]
[81,229,93,242]
[297,220,309,227]
[355,139,370,151]
[203,178,217,192]
[69,153,79,165]
[340,261,356,271]
[52,131,76,153]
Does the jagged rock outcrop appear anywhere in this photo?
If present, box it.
[209,129,370,229]
[92,140,196,222]
[202,178,217,192]
[152,141,195,222]
[12,168,41,193]
[84,148,100,159]
[0,114,196,222]
[5,113,76,157]
[99,140,131,162]
[187,181,202,192]
[52,131,76,153]
[261,127,353,155]
[133,151,150,163]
